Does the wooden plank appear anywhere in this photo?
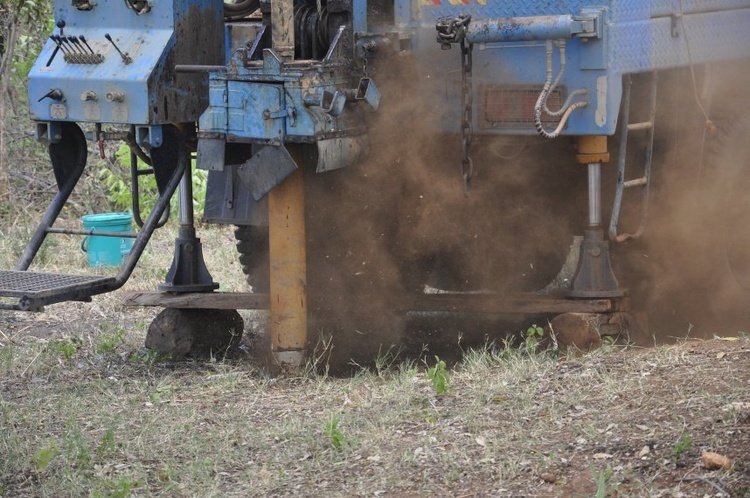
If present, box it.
[402,294,622,314]
[121,291,626,315]
[120,291,269,309]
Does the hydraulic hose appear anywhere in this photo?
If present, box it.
[224,0,260,20]
[534,40,588,139]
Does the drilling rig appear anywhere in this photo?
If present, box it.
[3,0,750,368]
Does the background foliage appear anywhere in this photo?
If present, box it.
[1,0,56,217]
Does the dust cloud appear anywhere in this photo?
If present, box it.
[303,58,750,365]
[304,57,585,363]
[610,64,750,341]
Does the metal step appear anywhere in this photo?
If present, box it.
[0,270,116,311]
[623,176,648,188]
[627,121,653,131]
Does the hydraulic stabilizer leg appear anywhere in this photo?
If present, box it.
[268,146,307,371]
[159,147,218,293]
[570,136,624,298]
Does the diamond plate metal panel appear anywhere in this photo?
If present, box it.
[414,0,750,29]
[648,0,750,18]
[417,0,601,24]
[0,270,113,296]
[610,8,750,73]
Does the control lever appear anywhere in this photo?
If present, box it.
[38,89,64,102]
[105,33,132,64]
[78,35,96,54]
[45,21,66,67]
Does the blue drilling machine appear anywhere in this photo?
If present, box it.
[2,0,750,367]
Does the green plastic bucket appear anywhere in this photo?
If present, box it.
[81,212,133,267]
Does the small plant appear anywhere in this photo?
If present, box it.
[129,349,170,367]
[51,339,78,361]
[149,392,162,405]
[96,327,126,354]
[324,414,347,450]
[92,478,135,498]
[672,430,692,465]
[590,463,614,498]
[110,478,135,498]
[524,324,545,353]
[600,334,617,351]
[97,426,117,458]
[426,356,449,395]
[32,442,59,472]
[64,418,93,468]
[525,324,544,340]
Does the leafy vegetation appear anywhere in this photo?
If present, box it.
[1,0,55,210]
[426,355,449,395]
[673,429,693,465]
[98,143,208,218]
[591,463,615,498]
[324,414,347,450]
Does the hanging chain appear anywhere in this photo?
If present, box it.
[436,14,474,194]
[459,36,474,194]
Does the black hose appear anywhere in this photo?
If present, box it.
[224,0,260,20]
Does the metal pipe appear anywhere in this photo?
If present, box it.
[174,65,227,73]
[466,15,576,44]
[15,169,82,270]
[269,147,307,371]
[178,162,193,227]
[588,162,601,226]
[46,228,137,238]
[609,75,632,240]
[115,148,186,285]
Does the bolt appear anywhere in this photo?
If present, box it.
[105,92,125,103]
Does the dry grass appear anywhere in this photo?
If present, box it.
[2,297,749,497]
[0,226,749,496]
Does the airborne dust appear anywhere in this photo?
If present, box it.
[301,59,750,366]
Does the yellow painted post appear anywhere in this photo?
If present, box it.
[268,147,307,371]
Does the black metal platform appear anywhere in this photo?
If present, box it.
[0,270,116,311]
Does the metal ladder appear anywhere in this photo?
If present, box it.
[0,146,186,311]
[609,72,658,243]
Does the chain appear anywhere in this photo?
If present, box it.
[459,36,473,194]
[436,14,474,194]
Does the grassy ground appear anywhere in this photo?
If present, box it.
[1,226,748,497]
[1,320,748,497]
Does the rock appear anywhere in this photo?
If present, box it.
[145,308,244,358]
[549,313,602,351]
[701,451,732,470]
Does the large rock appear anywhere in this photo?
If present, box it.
[549,311,644,351]
[145,308,244,358]
[549,313,603,351]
